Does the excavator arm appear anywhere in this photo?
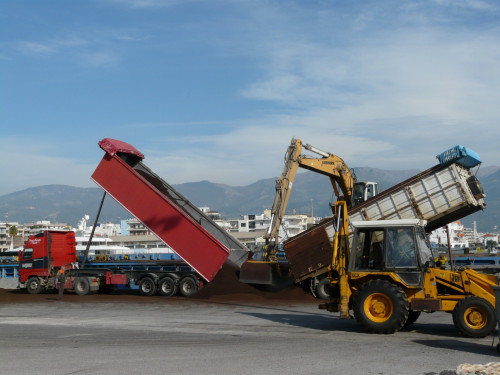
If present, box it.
[265,138,303,244]
[265,138,357,248]
[240,137,368,286]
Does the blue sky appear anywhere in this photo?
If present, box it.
[1,0,499,196]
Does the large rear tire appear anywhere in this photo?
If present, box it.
[26,277,42,295]
[353,279,409,334]
[158,277,177,297]
[316,278,331,300]
[138,277,157,296]
[73,277,90,296]
[179,277,198,297]
[452,296,496,338]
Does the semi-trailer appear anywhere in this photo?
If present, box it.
[18,230,203,296]
[18,138,249,296]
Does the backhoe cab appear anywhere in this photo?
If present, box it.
[351,181,378,207]
[321,213,498,338]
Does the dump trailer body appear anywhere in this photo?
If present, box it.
[348,163,485,231]
[91,138,248,282]
[284,163,486,282]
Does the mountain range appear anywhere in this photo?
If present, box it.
[1,166,499,233]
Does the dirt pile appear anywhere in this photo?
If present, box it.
[0,262,317,306]
[192,261,316,305]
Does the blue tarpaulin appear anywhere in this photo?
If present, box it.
[436,145,481,168]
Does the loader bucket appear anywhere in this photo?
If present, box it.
[239,260,294,290]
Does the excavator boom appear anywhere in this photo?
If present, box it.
[265,138,360,247]
[265,139,303,244]
[240,138,375,286]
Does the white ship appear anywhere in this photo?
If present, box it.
[74,235,133,258]
[429,221,469,251]
[74,215,176,260]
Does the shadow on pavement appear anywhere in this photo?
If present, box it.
[413,338,498,357]
[237,310,362,332]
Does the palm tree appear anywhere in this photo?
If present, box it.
[9,225,18,237]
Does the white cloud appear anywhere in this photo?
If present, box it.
[13,30,141,68]
[16,36,88,56]
[3,1,499,195]
[107,0,199,9]
[77,51,118,68]
[433,0,497,11]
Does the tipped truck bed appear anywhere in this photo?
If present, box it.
[284,163,486,282]
[91,138,248,282]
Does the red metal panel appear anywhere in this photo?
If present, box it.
[91,154,229,282]
[98,138,145,159]
[106,272,127,285]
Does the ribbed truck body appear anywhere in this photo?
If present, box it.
[91,138,248,282]
[284,162,486,282]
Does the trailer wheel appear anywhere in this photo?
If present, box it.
[353,279,409,334]
[452,296,496,338]
[138,277,157,296]
[73,277,90,296]
[26,277,42,295]
[179,277,198,297]
[158,277,177,297]
[316,278,331,300]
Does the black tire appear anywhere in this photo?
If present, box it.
[353,279,409,334]
[452,296,496,338]
[179,277,198,297]
[138,277,157,296]
[26,277,42,295]
[404,309,421,328]
[158,277,177,297]
[73,277,90,296]
[316,278,331,300]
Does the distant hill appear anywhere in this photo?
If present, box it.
[1,166,499,232]
[0,185,128,225]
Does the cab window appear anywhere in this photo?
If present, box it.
[22,248,33,260]
[386,228,417,268]
[350,229,385,270]
[416,227,435,266]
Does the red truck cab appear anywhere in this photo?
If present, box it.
[19,231,77,283]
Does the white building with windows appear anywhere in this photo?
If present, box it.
[215,209,321,244]
[0,222,19,252]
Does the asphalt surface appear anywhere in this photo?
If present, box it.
[1,290,499,375]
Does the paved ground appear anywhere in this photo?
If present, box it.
[1,291,499,375]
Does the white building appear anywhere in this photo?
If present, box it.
[20,220,71,237]
[77,215,121,237]
[215,209,321,244]
[0,222,19,252]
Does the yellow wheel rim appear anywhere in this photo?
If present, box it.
[464,307,487,330]
[364,293,393,323]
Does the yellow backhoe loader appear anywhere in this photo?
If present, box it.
[320,200,498,337]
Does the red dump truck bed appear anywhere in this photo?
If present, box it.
[91,138,248,282]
